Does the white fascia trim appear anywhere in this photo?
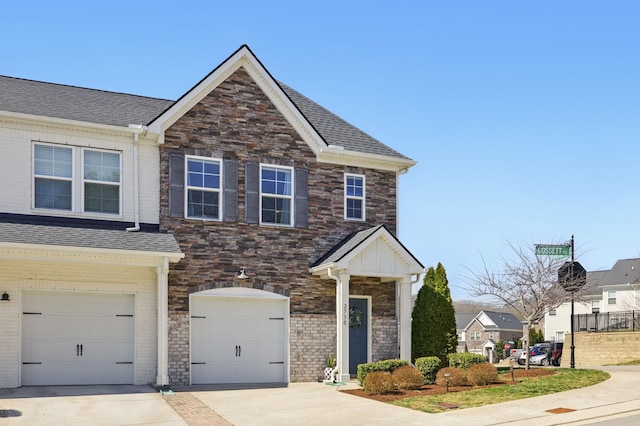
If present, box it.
[0,110,156,141]
[147,46,326,154]
[318,147,417,172]
[0,242,184,266]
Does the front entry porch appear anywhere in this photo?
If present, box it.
[309,225,424,382]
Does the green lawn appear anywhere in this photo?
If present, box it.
[392,368,609,414]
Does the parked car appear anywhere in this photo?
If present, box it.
[550,342,563,366]
[510,348,525,361]
[518,346,550,366]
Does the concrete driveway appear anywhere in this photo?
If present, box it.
[3,366,640,425]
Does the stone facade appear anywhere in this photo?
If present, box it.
[159,67,401,384]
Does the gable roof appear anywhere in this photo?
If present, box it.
[466,310,522,332]
[455,312,477,331]
[0,45,414,171]
[309,224,424,280]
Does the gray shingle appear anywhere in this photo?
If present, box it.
[583,258,640,295]
[0,76,172,127]
[0,222,182,254]
[0,69,412,161]
[279,82,411,160]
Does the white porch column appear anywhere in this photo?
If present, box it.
[336,271,351,383]
[399,276,412,362]
[156,257,169,387]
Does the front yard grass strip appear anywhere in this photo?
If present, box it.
[391,368,609,414]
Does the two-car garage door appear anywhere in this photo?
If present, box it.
[21,292,135,386]
[190,288,288,385]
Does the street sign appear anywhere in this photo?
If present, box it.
[535,244,571,256]
[558,261,587,292]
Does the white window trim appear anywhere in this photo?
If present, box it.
[32,142,123,217]
[608,291,616,305]
[259,164,294,227]
[81,147,122,216]
[184,155,223,221]
[344,173,365,221]
[32,143,75,211]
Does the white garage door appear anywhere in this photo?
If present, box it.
[190,289,288,385]
[22,292,135,386]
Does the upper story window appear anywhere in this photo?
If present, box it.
[83,149,121,214]
[33,143,121,215]
[34,144,73,210]
[592,300,600,313]
[549,309,556,316]
[344,173,365,220]
[607,291,616,305]
[186,156,221,220]
[260,165,293,226]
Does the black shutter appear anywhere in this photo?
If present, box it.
[245,162,259,224]
[294,167,308,228]
[169,153,184,218]
[223,159,238,222]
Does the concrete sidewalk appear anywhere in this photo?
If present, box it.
[1,366,639,425]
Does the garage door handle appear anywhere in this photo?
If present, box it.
[235,345,242,357]
[77,344,80,356]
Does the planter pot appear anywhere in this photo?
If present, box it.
[324,367,335,381]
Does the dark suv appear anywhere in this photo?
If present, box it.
[549,342,563,366]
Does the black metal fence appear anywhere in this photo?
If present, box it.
[574,311,640,333]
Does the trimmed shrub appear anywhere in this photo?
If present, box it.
[448,352,486,369]
[414,356,441,384]
[435,367,467,386]
[357,359,409,385]
[391,366,424,390]
[363,371,396,395]
[466,363,498,386]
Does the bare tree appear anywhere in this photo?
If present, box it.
[464,241,568,368]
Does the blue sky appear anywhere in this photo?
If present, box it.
[2,1,639,300]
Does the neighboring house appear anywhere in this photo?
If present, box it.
[462,311,523,355]
[544,258,640,342]
[0,45,424,388]
[455,312,476,352]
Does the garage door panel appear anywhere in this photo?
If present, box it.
[21,292,135,386]
[191,295,287,385]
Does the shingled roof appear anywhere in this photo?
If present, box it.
[0,221,182,256]
[0,52,409,161]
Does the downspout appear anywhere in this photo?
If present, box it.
[126,124,146,232]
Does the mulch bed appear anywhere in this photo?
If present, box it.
[341,368,555,403]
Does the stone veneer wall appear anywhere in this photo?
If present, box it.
[168,311,190,385]
[159,67,400,385]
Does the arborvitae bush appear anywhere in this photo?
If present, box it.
[391,366,424,390]
[435,367,468,387]
[466,363,498,386]
[363,371,396,395]
[414,356,441,384]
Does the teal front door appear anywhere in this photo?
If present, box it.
[349,298,368,375]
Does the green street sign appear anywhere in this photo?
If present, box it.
[535,244,571,256]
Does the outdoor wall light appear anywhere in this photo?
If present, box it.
[1,292,9,302]
[236,268,249,280]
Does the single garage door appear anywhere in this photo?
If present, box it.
[22,292,135,386]
[190,288,288,385]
